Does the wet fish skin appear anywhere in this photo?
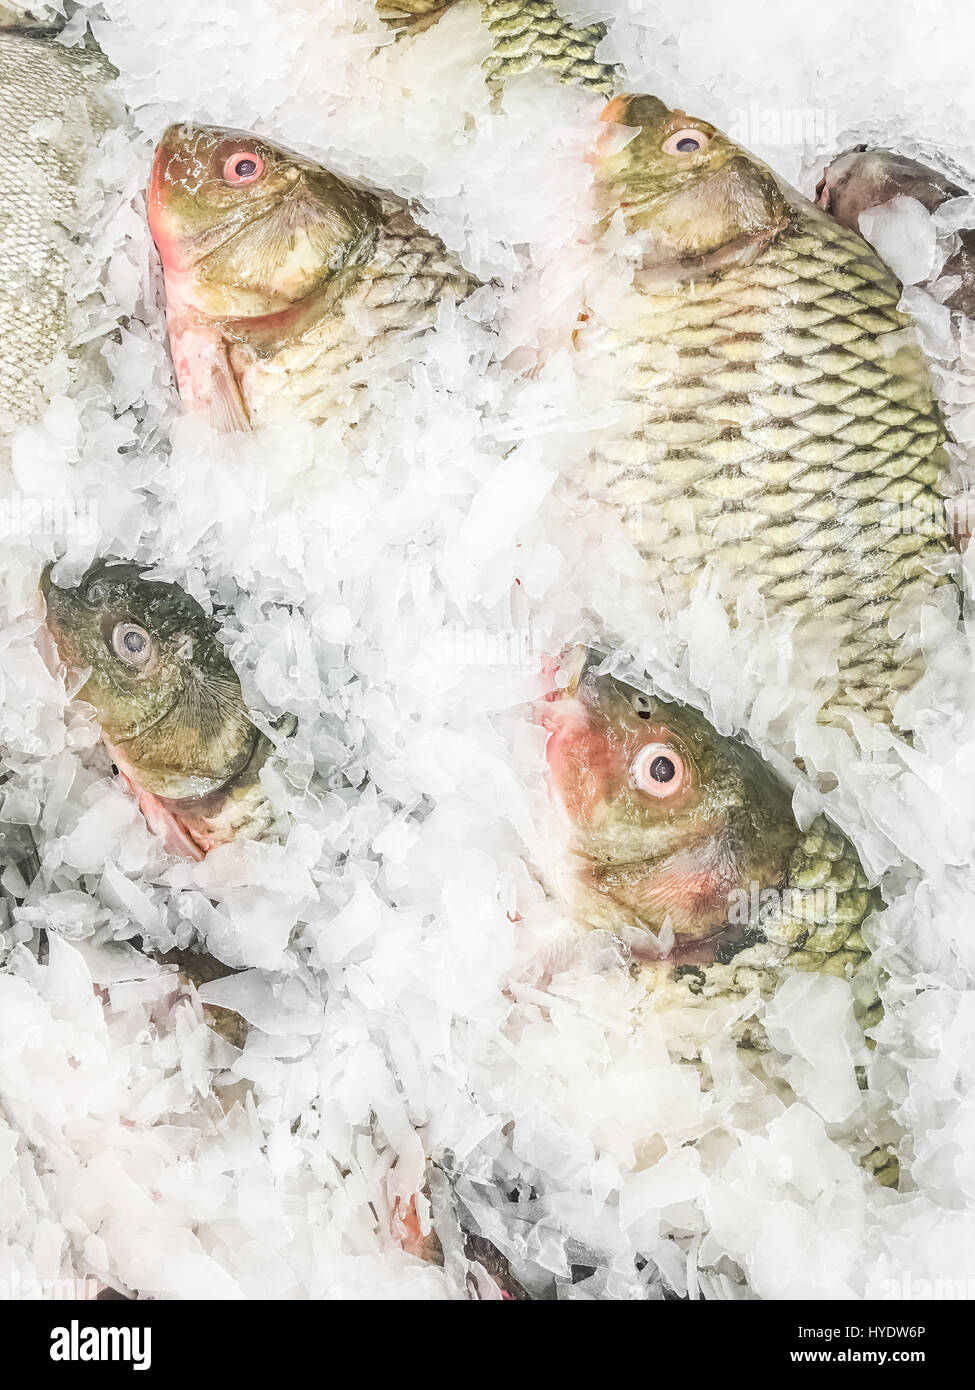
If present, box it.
[148,123,478,430]
[584,94,953,729]
[42,561,278,858]
[816,146,975,318]
[544,651,881,1019]
[0,25,113,423]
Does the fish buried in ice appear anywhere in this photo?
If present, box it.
[148,123,477,430]
[0,18,114,423]
[816,145,975,318]
[581,94,954,728]
[379,0,619,94]
[544,650,882,1026]
[42,562,281,858]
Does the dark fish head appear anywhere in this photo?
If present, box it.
[543,650,800,950]
[595,93,787,268]
[147,122,381,320]
[42,561,259,800]
[815,145,964,229]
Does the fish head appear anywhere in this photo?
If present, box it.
[543,649,799,950]
[595,93,787,268]
[42,561,258,800]
[147,123,382,319]
[815,145,962,227]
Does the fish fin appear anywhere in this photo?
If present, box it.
[116,769,206,861]
[207,345,252,433]
[167,314,252,431]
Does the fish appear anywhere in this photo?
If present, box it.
[544,651,899,1190]
[580,93,954,730]
[543,649,882,1026]
[378,0,619,94]
[147,123,478,431]
[816,146,975,318]
[0,15,114,425]
[41,561,282,859]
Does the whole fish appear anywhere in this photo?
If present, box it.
[379,0,619,94]
[0,16,114,424]
[582,94,953,729]
[816,146,975,318]
[42,562,281,858]
[544,649,882,1026]
[147,124,477,430]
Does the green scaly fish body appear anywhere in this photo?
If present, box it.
[586,94,952,728]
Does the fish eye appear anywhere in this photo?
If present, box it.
[111,622,153,667]
[630,742,685,799]
[223,151,264,185]
[662,129,709,157]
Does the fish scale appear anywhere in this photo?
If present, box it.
[581,209,951,725]
[476,0,618,92]
[0,31,112,423]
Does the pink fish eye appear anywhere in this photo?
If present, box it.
[630,743,685,799]
[223,151,264,184]
[662,129,709,157]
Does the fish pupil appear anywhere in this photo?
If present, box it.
[235,158,257,178]
[649,755,675,783]
[124,630,146,653]
[676,137,700,153]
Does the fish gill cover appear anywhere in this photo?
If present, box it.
[0,0,974,1301]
